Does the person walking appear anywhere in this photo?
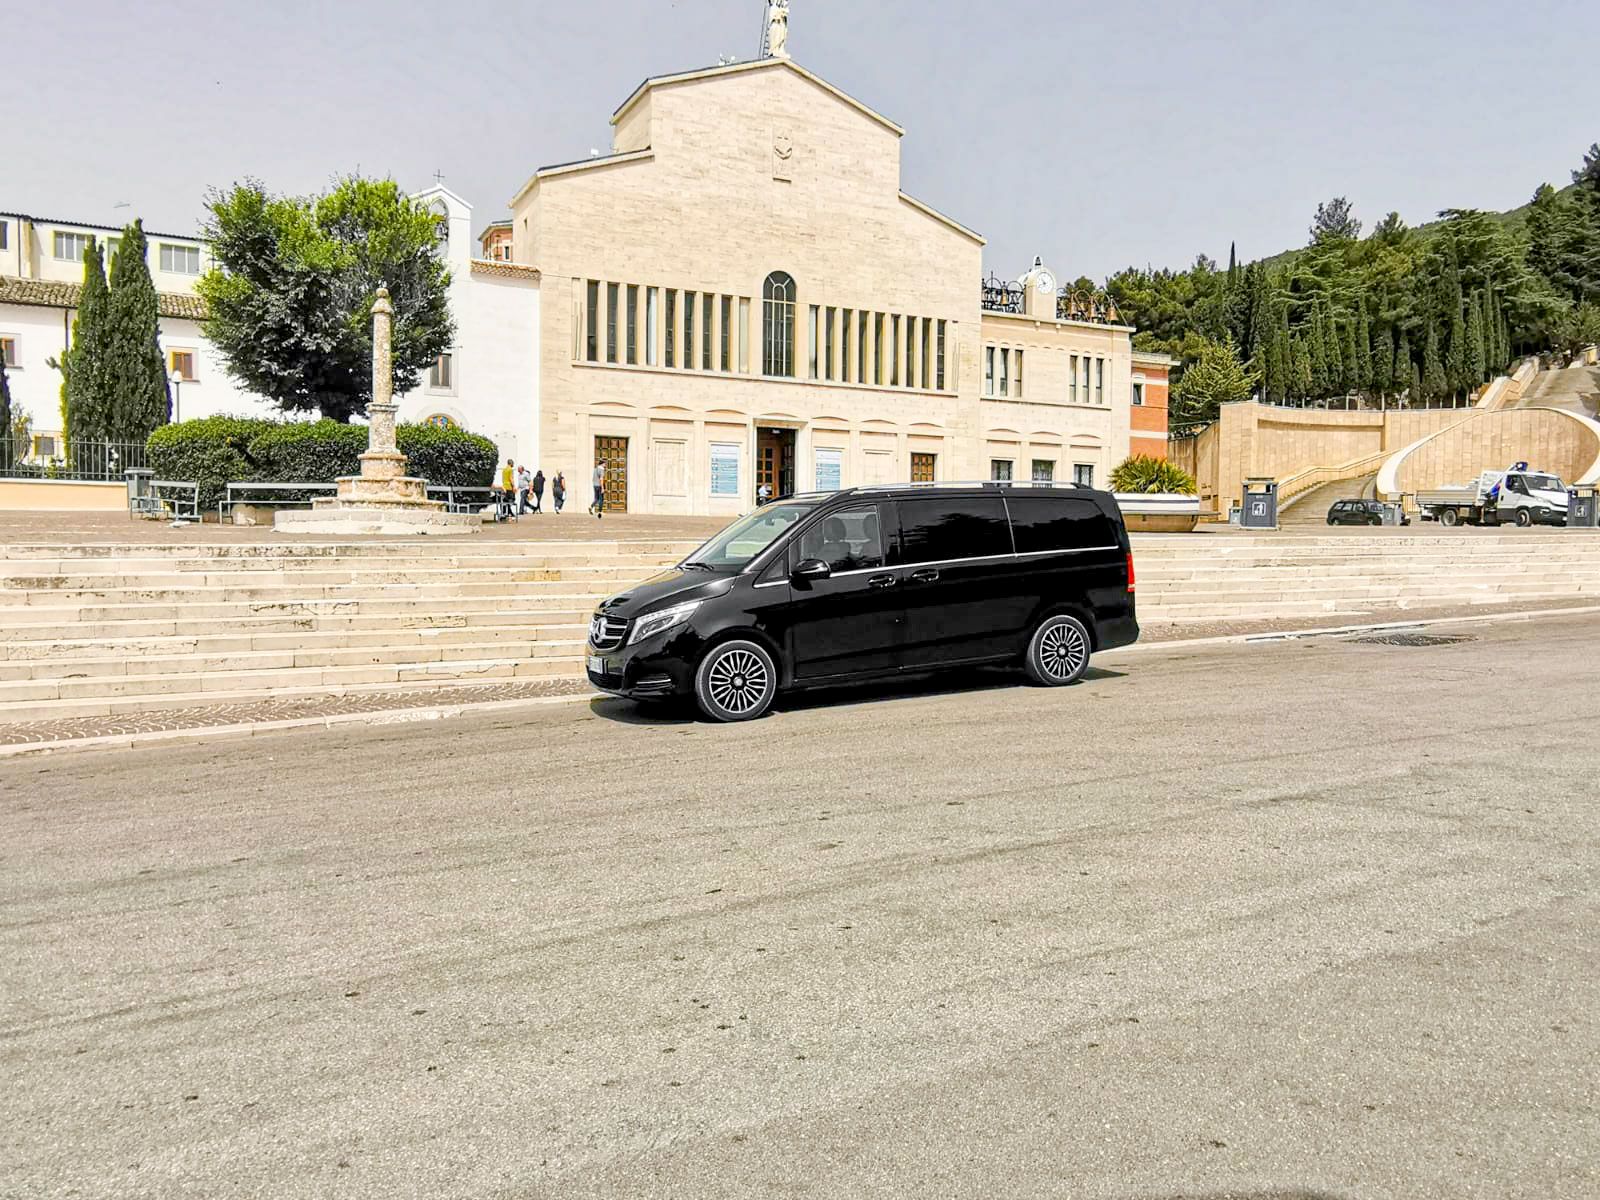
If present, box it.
[590,461,606,519]
[515,465,533,515]
[553,471,566,513]
[497,458,515,522]
[531,469,546,514]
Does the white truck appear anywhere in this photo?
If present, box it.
[1415,462,1570,528]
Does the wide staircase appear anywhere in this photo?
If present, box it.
[1279,474,1379,525]
[1517,360,1600,414]
[2,532,1597,725]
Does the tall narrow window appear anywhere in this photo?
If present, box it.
[702,293,713,370]
[1082,355,1092,401]
[841,310,853,383]
[984,346,995,396]
[936,321,946,391]
[664,289,677,369]
[762,271,796,377]
[922,318,933,389]
[808,306,819,379]
[683,292,696,370]
[857,312,867,383]
[738,297,750,372]
[999,348,1010,397]
[1096,356,1104,404]
[889,317,900,387]
[571,279,583,359]
[720,296,732,371]
[871,313,883,386]
[1069,354,1079,402]
[1014,349,1024,398]
[825,308,837,381]
[585,280,599,362]
[646,287,659,366]
[905,317,916,387]
[605,283,619,364]
[626,285,639,364]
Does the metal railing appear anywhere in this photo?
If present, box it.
[1,437,149,481]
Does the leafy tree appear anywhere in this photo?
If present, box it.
[1170,337,1258,424]
[199,176,454,421]
[1310,196,1362,243]
[1339,316,1359,396]
[1353,299,1373,393]
[103,222,171,441]
[1372,323,1395,397]
[1465,291,1486,385]
[1309,302,1330,395]
[58,239,114,445]
[1394,331,1412,399]
[1290,334,1313,400]
[1444,283,1468,399]
[1369,211,1409,248]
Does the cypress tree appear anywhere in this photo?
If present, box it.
[1354,299,1373,394]
[1410,359,1422,406]
[62,239,113,446]
[1465,291,1486,386]
[1291,334,1313,401]
[1265,309,1287,403]
[104,221,171,442]
[1372,324,1395,397]
[1444,284,1468,401]
[1,355,12,472]
[1329,314,1347,394]
[1395,331,1412,400]
[1422,320,1447,403]
[1309,303,1330,396]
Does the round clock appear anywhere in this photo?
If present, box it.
[1035,271,1056,294]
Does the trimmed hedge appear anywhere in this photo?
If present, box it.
[146,416,498,512]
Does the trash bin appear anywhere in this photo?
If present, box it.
[1240,478,1279,530]
[1568,485,1599,528]
[1380,502,1405,526]
[124,468,157,517]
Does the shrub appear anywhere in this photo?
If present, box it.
[147,416,277,510]
[1109,454,1196,495]
[145,416,498,510]
[397,423,497,488]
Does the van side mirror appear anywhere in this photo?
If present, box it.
[793,558,831,581]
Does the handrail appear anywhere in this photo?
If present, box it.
[1276,451,1392,510]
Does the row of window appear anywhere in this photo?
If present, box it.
[982,345,1110,405]
[803,296,948,392]
[0,335,196,381]
[989,458,1095,487]
[48,231,204,275]
[577,278,756,375]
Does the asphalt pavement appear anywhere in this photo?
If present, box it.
[3,616,1597,1199]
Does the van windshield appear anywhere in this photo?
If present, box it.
[1522,475,1564,492]
[683,501,818,569]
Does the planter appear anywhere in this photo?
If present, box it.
[1114,492,1201,533]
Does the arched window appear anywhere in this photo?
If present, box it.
[429,198,450,255]
[762,271,795,377]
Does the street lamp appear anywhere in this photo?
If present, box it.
[171,370,182,424]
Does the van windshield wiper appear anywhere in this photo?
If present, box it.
[680,561,714,571]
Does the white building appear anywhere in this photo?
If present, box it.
[1,199,539,466]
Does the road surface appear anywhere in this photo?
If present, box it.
[3,617,1597,1198]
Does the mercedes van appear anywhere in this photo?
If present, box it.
[585,482,1138,721]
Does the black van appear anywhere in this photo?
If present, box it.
[585,482,1138,721]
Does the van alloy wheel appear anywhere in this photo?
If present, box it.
[695,640,777,722]
[1025,614,1091,686]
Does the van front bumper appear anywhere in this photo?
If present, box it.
[585,640,698,700]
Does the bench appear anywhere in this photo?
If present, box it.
[219,482,339,524]
[427,485,515,520]
[129,480,200,522]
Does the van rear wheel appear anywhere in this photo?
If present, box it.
[694,639,777,722]
[1024,614,1092,687]
[1440,508,1460,527]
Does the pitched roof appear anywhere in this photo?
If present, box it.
[611,58,904,137]
[0,275,207,320]
[469,259,540,281]
[0,211,202,241]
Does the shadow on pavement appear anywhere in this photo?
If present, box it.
[587,665,1126,725]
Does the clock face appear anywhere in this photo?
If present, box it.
[1036,272,1056,294]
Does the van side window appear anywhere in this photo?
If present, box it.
[895,497,1010,565]
[798,507,884,572]
[1007,496,1114,554]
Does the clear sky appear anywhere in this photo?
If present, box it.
[5,0,1594,282]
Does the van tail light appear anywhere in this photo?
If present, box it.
[1126,552,1136,593]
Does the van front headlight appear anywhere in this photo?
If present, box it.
[628,600,703,645]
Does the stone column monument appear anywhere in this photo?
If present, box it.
[275,288,479,535]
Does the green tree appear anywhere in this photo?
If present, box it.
[1372,324,1395,397]
[0,354,12,471]
[1465,291,1487,385]
[1443,283,1468,399]
[1394,331,1412,400]
[1353,299,1373,394]
[1309,303,1330,396]
[1170,336,1259,424]
[1330,314,1348,394]
[1290,334,1313,400]
[59,238,114,445]
[1310,196,1362,243]
[103,222,171,441]
[1422,320,1447,403]
[199,176,455,421]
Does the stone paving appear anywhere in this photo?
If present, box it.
[0,678,594,746]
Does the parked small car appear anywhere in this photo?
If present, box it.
[1327,499,1407,526]
[585,482,1139,721]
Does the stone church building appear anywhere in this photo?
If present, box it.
[501,52,1169,515]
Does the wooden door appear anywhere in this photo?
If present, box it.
[756,430,795,501]
[594,436,629,513]
[910,452,936,483]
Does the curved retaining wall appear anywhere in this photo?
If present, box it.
[1376,407,1600,499]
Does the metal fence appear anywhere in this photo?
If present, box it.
[0,438,150,481]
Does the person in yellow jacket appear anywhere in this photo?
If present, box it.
[496,459,515,521]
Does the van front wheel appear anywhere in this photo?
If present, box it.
[694,639,778,722]
[1024,614,1092,687]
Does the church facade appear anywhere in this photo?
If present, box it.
[504,54,1167,515]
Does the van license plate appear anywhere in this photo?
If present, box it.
[587,655,607,676]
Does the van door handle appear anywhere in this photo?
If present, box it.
[867,573,897,589]
[908,568,940,584]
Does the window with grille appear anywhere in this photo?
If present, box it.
[762,271,795,377]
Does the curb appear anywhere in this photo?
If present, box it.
[0,690,601,761]
[1101,603,1600,655]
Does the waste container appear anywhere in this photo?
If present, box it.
[1568,485,1599,528]
[1380,502,1405,526]
[1240,478,1279,530]
[124,468,157,517]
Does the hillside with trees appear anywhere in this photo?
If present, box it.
[1106,142,1600,427]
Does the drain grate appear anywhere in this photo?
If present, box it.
[1350,632,1475,647]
